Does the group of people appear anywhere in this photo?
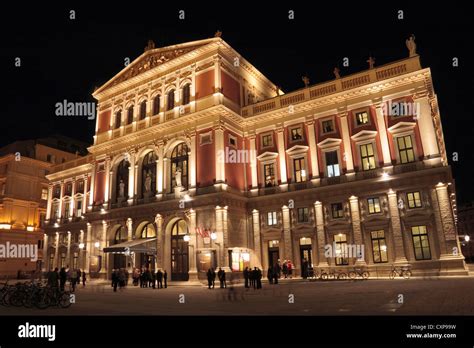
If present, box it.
[47,266,86,291]
[243,267,263,289]
[127,268,168,291]
[206,267,227,289]
[266,259,294,284]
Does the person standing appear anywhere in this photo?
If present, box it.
[70,268,77,292]
[47,268,59,288]
[59,267,67,291]
[156,269,163,289]
[207,268,213,289]
[252,267,258,289]
[287,260,293,278]
[273,264,279,284]
[302,259,309,279]
[243,267,249,289]
[163,270,168,288]
[283,260,288,279]
[267,267,273,284]
[112,269,118,292]
[256,268,262,289]
[82,271,86,287]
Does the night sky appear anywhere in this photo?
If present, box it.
[2,3,472,203]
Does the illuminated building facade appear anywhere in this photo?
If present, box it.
[44,37,467,281]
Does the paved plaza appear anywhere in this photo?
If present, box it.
[2,276,474,316]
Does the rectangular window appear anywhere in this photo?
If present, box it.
[322,120,334,133]
[325,151,340,177]
[52,203,59,220]
[76,199,83,217]
[77,181,84,192]
[228,134,237,148]
[41,188,48,200]
[411,225,431,260]
[199,132,212,145]
[407,191,422,209]
[355,111,369,126]
[290,127,304,141]
[397,135,415,164]
[261,134,273,147]
[267,211,277,226]
[39,212,46,228]
[293,157,306,183]
[360,143,376,170]
[367,197,381,214]
[371,230,388,263]
[334,234,349,265]
[263,163,276,187]
[297,207,309,223]
[331,203,344,219]
[64,202,70,219]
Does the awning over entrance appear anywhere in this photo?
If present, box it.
[103,238,157,254]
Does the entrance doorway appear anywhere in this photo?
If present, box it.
[299,237,312,277]
[140,254,155,271]
[268,240,280,268]
[171,220,189,281]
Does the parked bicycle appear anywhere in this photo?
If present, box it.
[320,268,347,280]
[389,265,412,279]
[348,267,369,280]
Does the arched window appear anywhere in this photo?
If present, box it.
[141,151,157,196]
[127,106,134,124]
[116,159,130,201]
[170,143,188,190]
[171,219,188,236]
[182,84,191,105]
[115,111,122,129]
[114,226,127,244]
[139,101,147,120]
[167,90,175,111]
[153,95,160,115]
[140,223,156,238]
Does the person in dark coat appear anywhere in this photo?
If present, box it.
[252,267,258,289]
[59,267,67,291]
[207,268,213,289]
[82,271,86,286]
[76,269,81,286]
[243,267,249,288]
[302,259,309,279]
[156,269,163,289]
[217,268,226,288]
[256,268,262,289]
[112,269,118,292]
[273,264,279,284]
[267,267,274,284]
[163,270,168,288]
[47,268,59,288]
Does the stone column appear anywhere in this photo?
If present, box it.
[66,232,71,267]
[305,118,319,178]
[215,206,225,267]
[104,157,111,206]
[252,209,262,268]
[373,99,392,166]
[156,142,164,195]
[54,232,59,269]
[83,175,89,206]
[249,134,258,188]
[187,209,198,280]
[214,122,225,184]
[337,110,354,173]
[413,92,440,159]
[88,162,96,210]
[282,205,292,262]
[314,201,329,267]
[155,215,163,269]
[58,181,65,219]
[349,196,366,265]
[79,230,85,270]
[100,221,108,275]
[46,184,53,220]
[42,233,48,271]
[189,131,197,188]
[222,206,229,268]
[85,223,92,273]
[276,124,287,184]
[213,55,222,92]
[128,150,135,202]
[387,190,408,264]
[69,180,76,218]
[162,158,169,193]
[435,183,457,253]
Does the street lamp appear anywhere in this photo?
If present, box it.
[465,235,470,242]
[94,241,100,248]
[183,234,190,242]
[210,232,217,240]
[79,243,85,249]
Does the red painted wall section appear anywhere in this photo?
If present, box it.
[221,71,241,106]
[196,129,215,187]
[257,130,278,156]
[97,110,111,134]
[318,115,341,142]
[413,123,425,160]
[93,164,105,205]
[224,130,245,190]
[195,70,214,100]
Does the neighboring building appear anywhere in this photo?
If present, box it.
[0,137,88,277]
[44,36,467,282]
[458,202,474,262]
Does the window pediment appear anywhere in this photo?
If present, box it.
[388,121,416,135]
[257,151,278,161]
[318,137,342,150]
[351,130,378,142]
[286,145,309,156]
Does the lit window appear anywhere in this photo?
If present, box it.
[355,111,369,126]
[290,127,303,141]
[322,120,334,133]
[371,230,388,263]
[293,157,306,183]
[41,188,48,200]
[331,203,344,219]
[264,163,275,187]
[334,233,348,265]
[411,225,431,260]
[297,207,309,222]
[76,199,83,217]
[64,202,70,219]
[167,90,175,110]
[360,143,376,170]
[397,135,415,164]
[367,197,381,214]
[267,211,277,226]
[261,134,273,147]
[141,223,157,238]
[407,191,422,209]
[326,151,340,177]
